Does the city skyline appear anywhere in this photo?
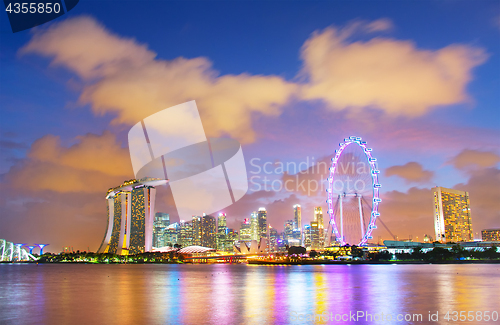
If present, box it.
[1,1,499,252]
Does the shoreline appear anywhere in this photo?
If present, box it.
[2,260,499,265]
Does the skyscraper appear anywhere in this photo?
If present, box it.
[153,212,170,248]
[303,224,311,248]
[239,218,252,241]
[284,220,294,242]
[98,178,167,255]
[250,212,259,241]
[314,207,324,249]
[293,204,302,231]
[310,221,319,250]
[201,215,217,248]
[192,216,202,246]
[217,213,228,251]
[433,187,473,243]
[258,207,267,241]
[269,227,278,252]
[178,221,193,247]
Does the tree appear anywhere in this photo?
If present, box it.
[288,246,306,256]
[309,250,318,258]
[378,250,392,261]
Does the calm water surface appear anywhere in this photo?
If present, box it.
[0,263,499,324]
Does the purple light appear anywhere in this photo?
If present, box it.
[327,137,382,247]
[26,246,36,254]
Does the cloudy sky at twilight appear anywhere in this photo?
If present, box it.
[1,1,499,252]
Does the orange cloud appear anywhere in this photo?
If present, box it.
[300,24,487,116]
[447,149,500,171]
[20,16,155,79]
[21,17,297,143]
[385,162,434,183]
[6,132,131,193]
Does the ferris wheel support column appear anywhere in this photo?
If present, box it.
[339,194,343,244]
[358,195,364,239]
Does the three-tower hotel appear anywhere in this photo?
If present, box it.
[98,178,167,255]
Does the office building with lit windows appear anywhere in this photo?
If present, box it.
[239,219,252,241]
[153,212,170,248]
[314,207,325,249]
[98,178,167,255]
[481,229,500,242]
[433,187,473,243]
[250,212,259,241]
[258,207,268,240]
[192,214,217,249]
[293,204,302,231]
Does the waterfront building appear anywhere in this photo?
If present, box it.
[164,223,180,247]
[432,187,473,243]
[178,221,193,247]
[284,220,294,243]
[303,225,312,248]
[217,213,228,251]
[239,219,252,241]
[482,229,500,242]
[224,229,238,252]
[258,207,268,241]
[269,227,278,252]
[293,204,302,231]
[192,216,202,246]
[201,214,217,249]
[314,207,324,249]
[153,212,169,248]
[250,212,259,241]
[98,178,167,255]
[310,221,319,250]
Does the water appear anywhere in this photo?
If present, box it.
[0,264,499,324]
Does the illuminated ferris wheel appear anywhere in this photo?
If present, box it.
[326,136,381,246]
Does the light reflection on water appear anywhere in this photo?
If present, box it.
[0,264,499,324]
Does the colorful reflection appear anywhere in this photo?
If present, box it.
[0,264,499,324]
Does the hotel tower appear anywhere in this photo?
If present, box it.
[98,178,167,255]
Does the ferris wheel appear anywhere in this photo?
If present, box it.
[326,136,381,246]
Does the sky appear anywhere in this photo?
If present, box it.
[0,0,499,252]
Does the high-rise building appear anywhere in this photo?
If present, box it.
[98,178,166,255]
[314,207,324,249]
[192,216,202,246]
[164,223,179,247]
[303,225,311,248]
[225,229,238,252]
[178,221,193,247]
[310,221,319,250]
[201,215,217,248]
[250,212,259,241]
[239,218,252,241]
[284,220,294,242]
[258,207,267,241]
[217,213,228,251]
[433,187,473,243]
[293,204,302,231]
[153,212,170,248]
[269,227,278,252]
[482,229,500,242]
